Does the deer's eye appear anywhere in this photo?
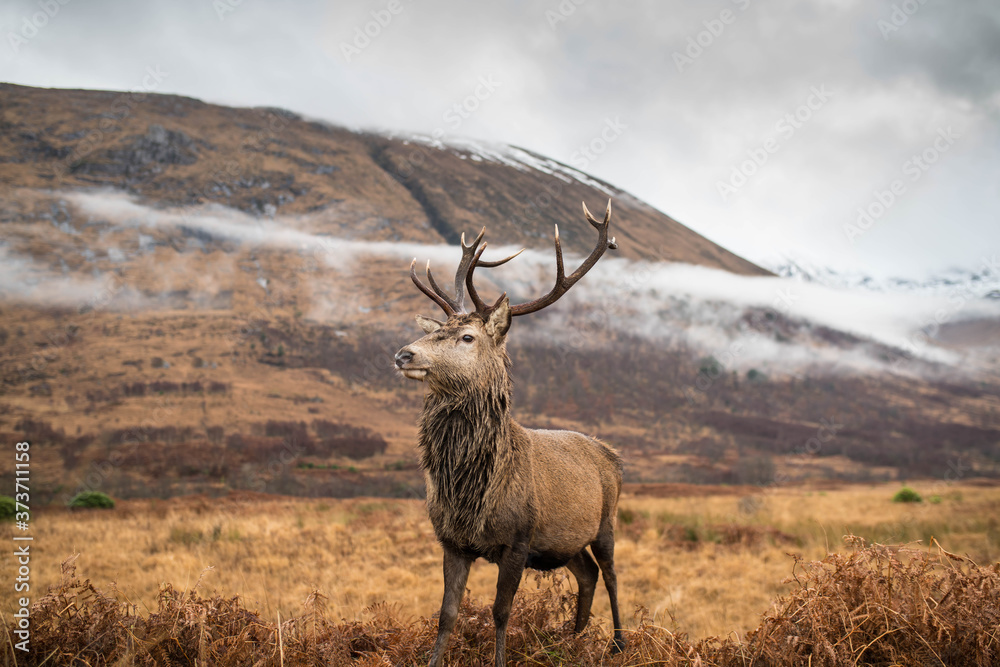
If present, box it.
[461,334,474,343]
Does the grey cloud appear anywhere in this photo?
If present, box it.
[859,0,1000,104]
[1,0,997,278]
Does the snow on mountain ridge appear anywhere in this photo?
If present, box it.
[397,132,622,197]
[770,257,1000,299]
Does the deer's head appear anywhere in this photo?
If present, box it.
[395,201,617,394]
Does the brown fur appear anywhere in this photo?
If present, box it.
[396,301,625,667]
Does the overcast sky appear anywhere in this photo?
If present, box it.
[2,0,998,279]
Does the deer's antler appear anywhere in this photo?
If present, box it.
[411,228,523,317]
[412,200,615,317]
[467,199,617,317]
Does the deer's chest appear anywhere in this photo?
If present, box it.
[424,465,532,551]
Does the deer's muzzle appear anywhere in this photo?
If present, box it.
[395,347,428,381]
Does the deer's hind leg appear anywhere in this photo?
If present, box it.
[566,549,600,633]
[591,525,625,653]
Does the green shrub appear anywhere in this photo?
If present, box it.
[0,496,17,520]
[618,507,638,525]
[698,356,722,377]
[892,487,922,503]
[69,491,115,509]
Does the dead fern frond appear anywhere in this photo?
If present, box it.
[10,538,1000,666]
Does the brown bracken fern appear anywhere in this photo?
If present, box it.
[6,536,999,666]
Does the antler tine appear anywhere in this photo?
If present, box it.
[583,199,618,249]
[410,228,492,317]
[582,198,611,228]
[478,247,525,268]
[413,201,614,318]
[466,242,490,313]
[411,258,456,316]
[465,241,527,314]
[506,200,617,317]
[446,227,486,314]
[553,224,566,282]
[423,261,460,312]
[461,227,486,251]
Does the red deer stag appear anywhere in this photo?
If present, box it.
[395,200,624,667]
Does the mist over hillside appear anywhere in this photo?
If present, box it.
[5,189,999,376]
[1,85,999,503]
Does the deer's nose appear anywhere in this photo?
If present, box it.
[395,349,414,368]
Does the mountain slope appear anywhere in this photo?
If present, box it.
[1,84,998,505]
[0,83,768,275]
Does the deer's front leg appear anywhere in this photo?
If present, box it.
[429,547,473,667]
[492,542,529,667]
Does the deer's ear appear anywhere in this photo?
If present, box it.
[416,315,444,334]
[485,295,511,341]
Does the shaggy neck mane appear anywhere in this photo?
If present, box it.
[418,350,516,541]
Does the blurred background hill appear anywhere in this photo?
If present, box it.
[1,83,998,505]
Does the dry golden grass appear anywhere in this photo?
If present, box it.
[13,535,998,666]
[2,481,998,651]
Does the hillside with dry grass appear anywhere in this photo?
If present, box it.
[2,291,999,506]
[1,84,999,508]
[0,83,768,273]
